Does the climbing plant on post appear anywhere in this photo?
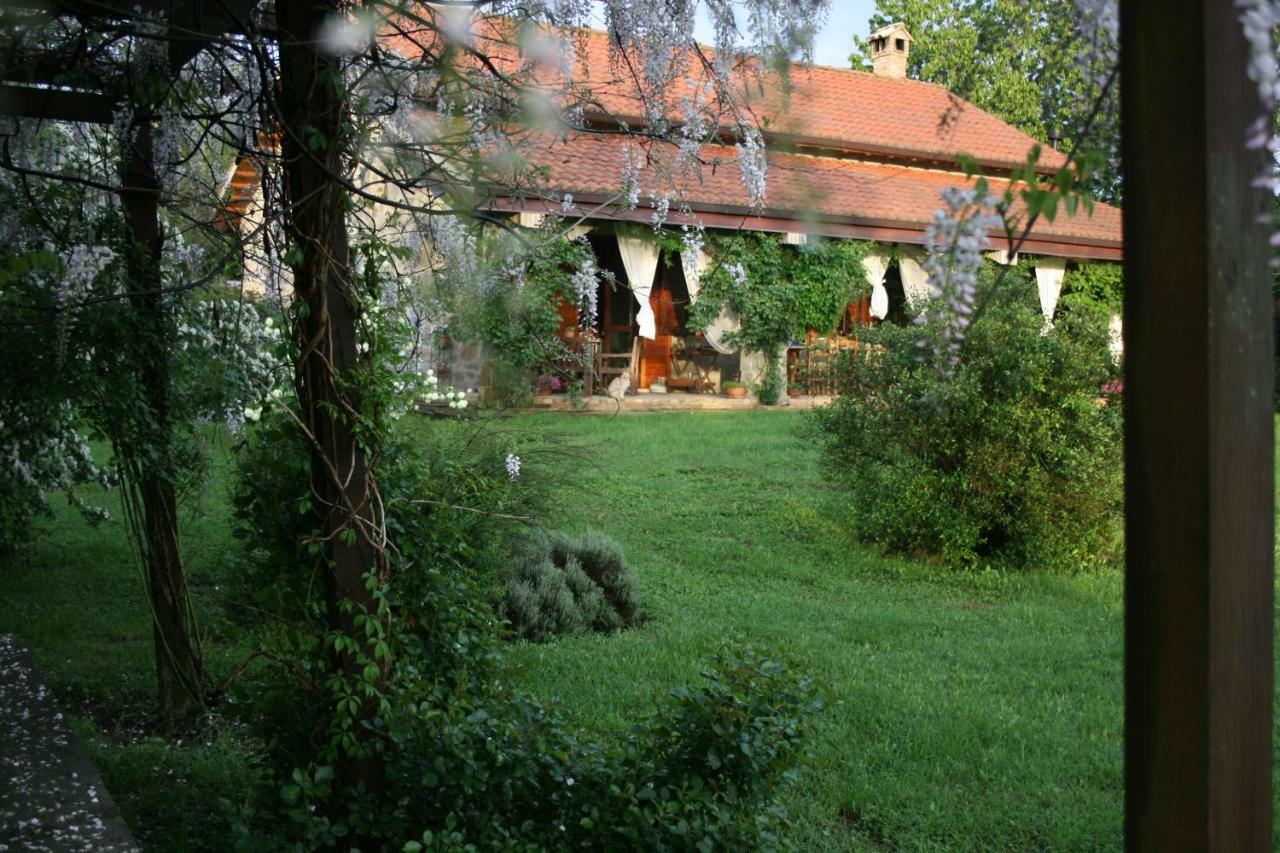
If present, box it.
[275,0,388,799]
[117,106,205,723]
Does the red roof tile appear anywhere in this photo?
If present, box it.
[386,20,1067,171]
[233,19,1118,257]
[503,132,1120,256]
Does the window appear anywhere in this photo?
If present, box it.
[895,38,905,51]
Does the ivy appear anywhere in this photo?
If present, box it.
[688,232,873,357]
[445,224,599,372]
[1060,261,1123,313]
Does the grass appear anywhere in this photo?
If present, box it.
[0,433,259,852]
[3,410,1128,850]
[509,410,1124,850]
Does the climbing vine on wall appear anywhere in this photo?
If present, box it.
[687,233,873,355]
[1059,260,1123,313]
[445,225,600,372]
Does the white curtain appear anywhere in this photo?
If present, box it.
[1108,312,1124,364]
[1034,257,1068,327]
[616,233,660,340]
[864,252,890,320]
[682,245,740,355]
[897,246,932,309]
[681,245,711,303]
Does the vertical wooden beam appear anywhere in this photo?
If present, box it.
[1122,0,1274,849]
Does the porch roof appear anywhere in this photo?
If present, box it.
[488,133,1124,261]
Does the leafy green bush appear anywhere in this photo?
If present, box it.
[503,529,642,641]
[808,269,1122,571]
[1059,261,1122,314]
[387,645,824,852]
[689,234,870,403]
[229,411,820,849]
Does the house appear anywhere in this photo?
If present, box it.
[222,20,1123,397]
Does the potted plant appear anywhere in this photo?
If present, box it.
[722,380,749,399]
[534,374,563,396]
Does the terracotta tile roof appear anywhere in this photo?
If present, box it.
[570,29,1065,171]
[507,132,1120,253]
[230,20,1118,257]
[385,20,1066,171]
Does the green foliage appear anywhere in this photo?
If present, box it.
[854,0,1121,201]
[382,645,823,852]
[689,234,870,356]
[1060,261,1123,313]
[689,234,869,402]
[229,401,820,849]
[757,357,786,406]
[808,267,1123,571]
[1,411,1139,850]
[502,529,642,641]
[443,225,596,373]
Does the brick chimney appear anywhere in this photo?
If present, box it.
[869,22,912,79]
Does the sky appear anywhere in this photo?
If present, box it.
[691,1,880,68]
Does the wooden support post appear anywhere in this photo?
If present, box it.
[1121,1,1274,849]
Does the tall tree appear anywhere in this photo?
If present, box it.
[852,0,1120,200]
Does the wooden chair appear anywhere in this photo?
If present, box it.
[595,337,640,394]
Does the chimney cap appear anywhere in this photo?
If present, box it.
[869,22,912,79]
[869,21,913,46]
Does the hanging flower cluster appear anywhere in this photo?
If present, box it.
[1237,0,1280,242]
[917,187,1003,377]
[571,252,600,331]
[736,127,768,210]
[1072,0,1118,87]
[58,245,116,307]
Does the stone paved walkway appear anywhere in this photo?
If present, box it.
[0,635,137,852]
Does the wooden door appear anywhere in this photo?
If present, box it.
[640,280,680,388]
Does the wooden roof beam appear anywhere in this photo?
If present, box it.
[0,83,116,122]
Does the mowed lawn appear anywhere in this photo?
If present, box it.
[510,410,1124,851]
[10,407,1255,850]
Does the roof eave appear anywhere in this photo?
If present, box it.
[485,193,1123,262]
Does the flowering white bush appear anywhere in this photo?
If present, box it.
[419,369,470,411]
[0,404,113,552]
[175,297,288,428]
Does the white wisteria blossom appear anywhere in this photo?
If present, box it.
[1072,0,1119,86]
[736,127,768,210]
[916,187,1003,377]
[571,253,600,330]
[505,453,522,480]
[1236,0,1280,234]
[58,245,116,307]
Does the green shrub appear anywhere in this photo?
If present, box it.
[229,411,818,849]
[502,529,642,641]
[808,268,1123,571]
[384,645,824,852]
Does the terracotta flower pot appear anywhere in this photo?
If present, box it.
[724,386,748,398]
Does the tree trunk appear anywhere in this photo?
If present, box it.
[276,0,386,796]
[119,116,204,723]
